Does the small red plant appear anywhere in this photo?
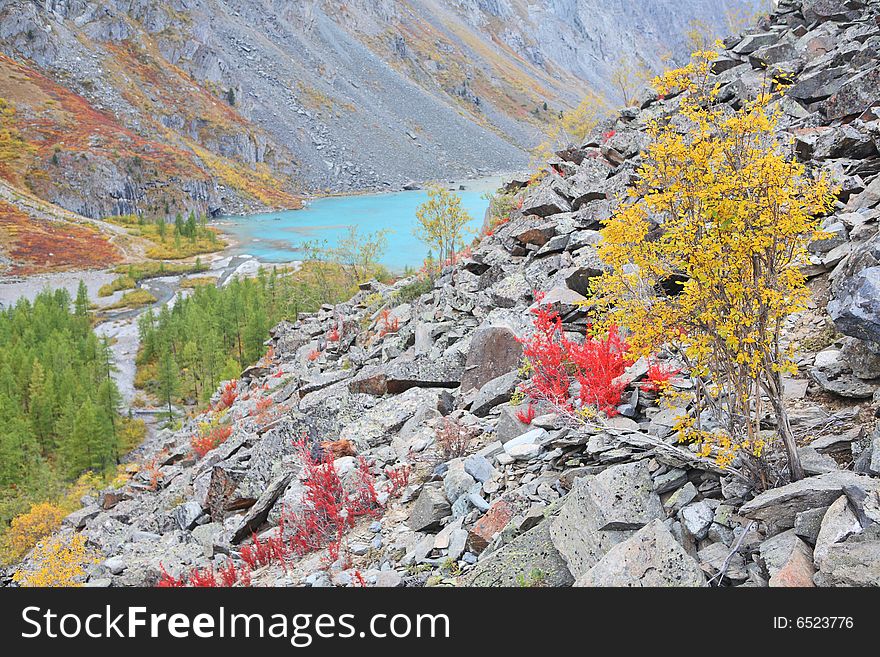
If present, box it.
[518,302,572,409]
[642,361,680,393]
[217,380,238,410]
[307,348,321,362]
[283,438,381,562]
[191,424,233,458]
[516,404,536,424]
[353,570,368,587]
[435,417,475,461]
[519,297,631,416]
[379,308,399,337]
[157,564,186,587]
[386,464,412,497]
[144,457,163,491]
[602,129,616,143]
[327,326,340,342]
[568,325,631,416]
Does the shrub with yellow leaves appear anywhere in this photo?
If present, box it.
[531,92,608,168]
[12,533,98,587]
[0,502,65,565]
[592,51,836,484]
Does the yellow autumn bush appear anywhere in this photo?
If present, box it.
[12,533,98,587]
[593,51,835,482]
[0,502,65,564]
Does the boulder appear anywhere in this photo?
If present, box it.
[740,471,880,529]
[462,522,574,587]
[813,526,880,586]
[520,180,572,217]
[384,355,464,394]
[549,460,663,577]
[469,371,518,417]
[468,500,514,553]
[813,495,862,568]
[825,67,880,120]
[408,484,451,532]
[829,267,880,345]
[172,500,204,531]
[759,529,815,587]
[460,325,523,394]
[575,520,705,587]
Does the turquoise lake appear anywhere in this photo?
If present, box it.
[217,179,500,272]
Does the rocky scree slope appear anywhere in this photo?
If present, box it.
[0,0,758,220]
[10,0,880,588]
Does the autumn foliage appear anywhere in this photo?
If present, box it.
[519,301,630,417]
[593,50,836,478]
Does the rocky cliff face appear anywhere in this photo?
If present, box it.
[0,0,759,221]
[13,0,880,589]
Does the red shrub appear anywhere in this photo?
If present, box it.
[642,361,680,393]
[568,325,630,416]
[327,327,340,342]
[516,404,536,424]
[386,464,411,497]
[187,567,218,587]
[157,564,186,587]
[602,129,616,143]
[307,348,321,362]
[519,299,631,416]
[283,438,381,562]
[217,380,238,410]
[191,424,232,458]
[518,302,572,409]
[379,309,399,337]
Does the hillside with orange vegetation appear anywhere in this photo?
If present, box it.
[0,0,753,213]
[0,200,120,276]
[0,49,299,221]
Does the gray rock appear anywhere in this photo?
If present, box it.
[740,471,880,528]
[666,481,699,513]
[462,521,574,587]
[173,500,204,531]
[469,371,518,417]
[103,557,126,575]
[575,520,705,587]
[794,506,829,545]
[681,501,714,540]
[814,495,862,568]
[825,67,880,121]
[829,265,880,345]
[443,463,476,503]
[814,526,880,586]
[697,542,749,582]
[495,405,532,443]
[521,178,572,217]
[463,454,496,483]
[653,468,688,494]
[797,447,839,476]
[408,484,451,532]
[447,529,468,561]
[64,504,101,530]
[460,325,523,394]
[759,529,816,586]
[550,460,663,578]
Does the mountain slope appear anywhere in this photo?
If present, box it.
[0,0,761,229]
[10,0,880,589]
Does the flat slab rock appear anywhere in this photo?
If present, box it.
[462,522,574,587]
[740,471,880,528]
[575,520,705,587]
[549,460,663,578]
